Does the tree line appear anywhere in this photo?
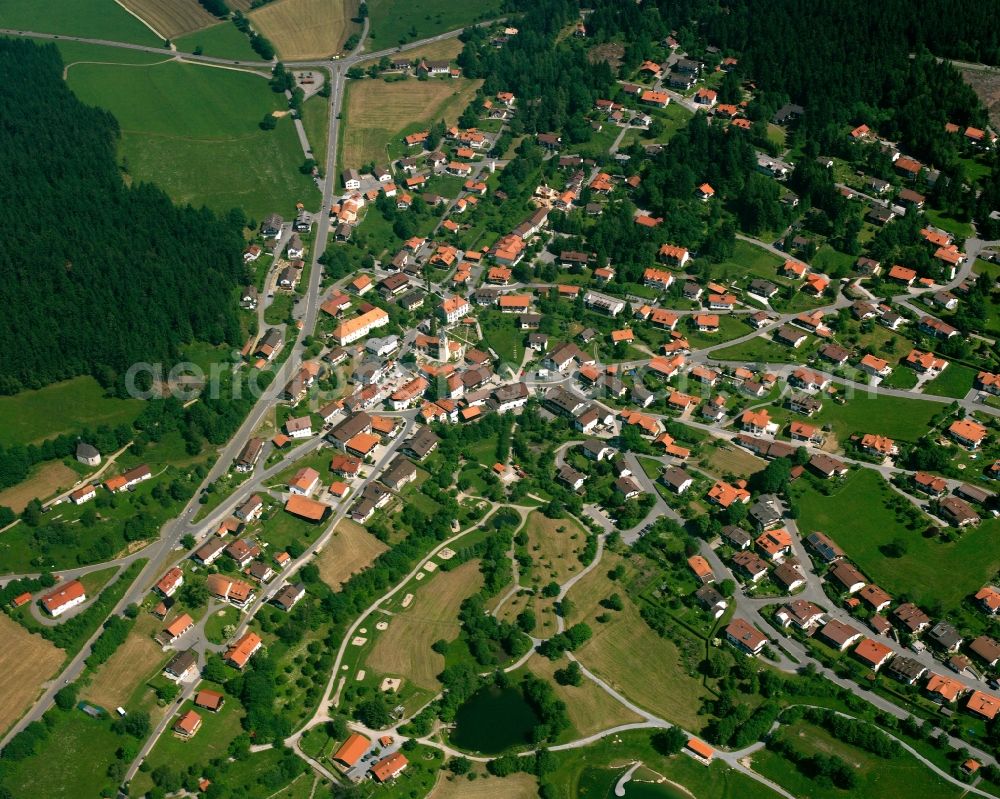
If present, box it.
[0,40,247,395]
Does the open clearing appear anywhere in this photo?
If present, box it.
[316,519,389,589]
[567,553,709,730]
[0,461,79,513]
[81,614,166,712]
[0,0,161,45]
[340,77,482,168]
[0,376,143,448]
[366,0,502,48]
[0,613,64,736]
[794,468,1000,610]
[118,0,216,39]
[428,770,537,799]
[526,654,643,738]
[66,59,319,218]
[366,559,483,691]
[251,0,359,60]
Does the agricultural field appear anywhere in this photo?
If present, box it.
[117,0,216,39]
[0,460,80,512]
[66,60,319,219]
[566,553,710,730]
[175,20,264,60]
[704,442,768,478]
[250,0,360,60]
[0,0,162,45]
[793,469,1000,609]
[316,519,389,589]
[339,76,482,170]
[0,375,143,448]
[365,559,483,692]
[0,613,64,737]
[366,0,503,47]
[376,36,464,66]
[80,614,167,713]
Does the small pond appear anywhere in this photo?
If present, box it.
[449,685,540,754]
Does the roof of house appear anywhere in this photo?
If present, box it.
[333,733,371,766]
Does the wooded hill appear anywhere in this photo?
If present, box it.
[0,38,246,395]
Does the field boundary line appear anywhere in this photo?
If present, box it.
[112,0,167,42]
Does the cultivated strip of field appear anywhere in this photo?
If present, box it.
[117,0,217,39]
[365,559,483,691]
[0,461,79,513]
[340,77,482,168]
[316,519,389,589]
[428,770,538,798]
[80,615,166,713]
[0,613,64,736]
[250,0,359,60]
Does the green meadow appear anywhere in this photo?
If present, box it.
[67,59,319,219]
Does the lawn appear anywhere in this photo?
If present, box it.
[708,334,811,364]
[175,19,265,60]
[250,0,360,60]
[117,0,216,39]
[0,375,143,447]
[923,362,977,399]
[924,207,973,240]
[479,310,526,367]
[205,605,241,644]
[0,0,163,45]
[805,390,942,443]
[622,103,694,148]
[705,239,784,285]
[67,60,319,219]
[339,76,483,169]
[366,0,503,47]
[0,613,63,738]
[139,689,244,786]
[567,552,710,731]
[316,518,389,589]
[365,559,483,692]
[750,720,965,799]
[793,469,1000,610]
